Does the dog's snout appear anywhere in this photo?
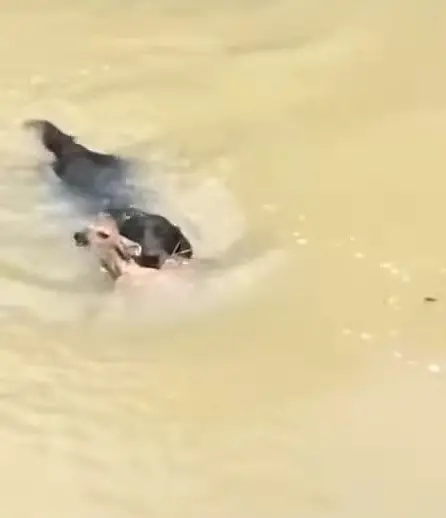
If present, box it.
[73,230,89,247]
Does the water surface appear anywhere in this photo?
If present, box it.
[0,1,446,516]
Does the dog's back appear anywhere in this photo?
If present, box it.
[27,119,194,268]
[25,119,134,211]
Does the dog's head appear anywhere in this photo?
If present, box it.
[74,214,141,280]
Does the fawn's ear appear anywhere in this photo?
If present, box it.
[119,235,141,257]
[114,236,141,262]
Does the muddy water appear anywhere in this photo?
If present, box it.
[1,0,446,516]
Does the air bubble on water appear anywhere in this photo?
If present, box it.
[296,238,308,245]
[298,214,306,222]
[428,364,441,374]
[390,268,400,275]
[380,262,393,269]
[354,252,364,259]
[360,332,372,341]
[393,351,403,359]
[292,231,301,238]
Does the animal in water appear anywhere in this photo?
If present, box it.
[25,119,193,269]
[73,213,193,283]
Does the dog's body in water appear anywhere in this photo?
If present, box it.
[25,119,193,269]
[22,119,282,316]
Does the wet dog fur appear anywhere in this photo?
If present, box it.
[25,119,193,269]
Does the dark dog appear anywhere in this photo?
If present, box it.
[25,119,193,269]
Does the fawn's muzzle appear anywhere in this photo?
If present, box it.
[73,230,89,247]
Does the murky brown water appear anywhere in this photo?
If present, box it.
[1,0,446,516]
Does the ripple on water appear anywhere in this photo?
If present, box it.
[0,156,286,326]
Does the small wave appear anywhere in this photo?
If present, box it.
[89,246,287,325]
[0,150,282,326]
